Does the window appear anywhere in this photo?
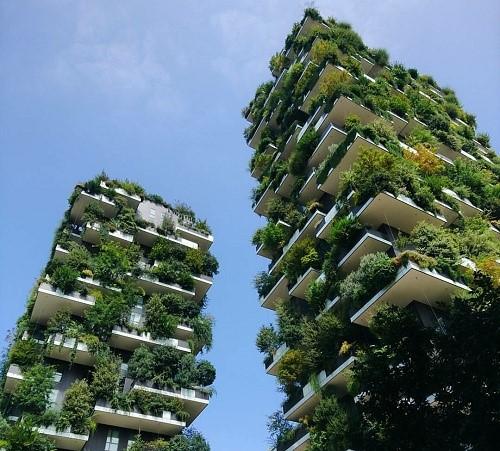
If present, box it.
[53,372,63,383]
[48,389,59,407]
[149,208,156,219]
[105,430,120,451]
[127,439,135,450]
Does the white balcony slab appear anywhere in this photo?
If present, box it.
[260,274,289,310]
[356,191,446,234]
[337,231,392,274]
[351,261,471,327]
[31,283,95,324]
[70,191,118,223]
[94,402,185,435]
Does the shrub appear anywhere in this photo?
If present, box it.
[9,339,43,368]
[279,237,320,283]
[476,133,490,148]
[254,271,280,298]
[91,352,121,401]
[57,380,95,435]
[191,315,213,353]
[269,52,288,75]
[150,238,186,262]
[85,291,132,339]
[288,129,320,176]
[13,364,55,415]
[277,349,313,389]
[339,252,397,309]
[1,419,56,451]
[252,222,288,250]
[152,260,194,290]
[50,264,80,294]
[404,144,443,175]
[256,324,280,355]
[196,360,216,386]
[310,39,339,65]
[371,48,389,66]
[144,294,179,339]
[92,241,140,285]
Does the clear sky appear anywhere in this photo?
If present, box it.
[0,1,498,450]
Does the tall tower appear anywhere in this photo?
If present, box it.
[244,8,498,450]
[1,174,217,450]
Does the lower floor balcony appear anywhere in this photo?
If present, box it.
[3,364,23,393]
[350,261,471,327]
[264,343,289,376]
[260,274,289,310]
[31,282,95,325]
[337,228,392,274]
[37,425,89,451]
[45,333,95,366]
[94,400,186,435]
[283,356,356,421]
[288,268,322,300]
[109,326,191,353]
[355,191,447,234]
[131,383,210,422]
[136,274,195,298]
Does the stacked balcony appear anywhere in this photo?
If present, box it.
[246,13,497,449]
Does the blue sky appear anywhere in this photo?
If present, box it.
[0,1,498,450]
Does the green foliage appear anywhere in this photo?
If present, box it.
[151,260,194,290]
[279,237,320,283]
[308,396,358,451]
[85,291,133,339]
[267,198,305,230]
[8,339,43,368]
[57,380,95,435]
[339,252,397,309]
[128,429,210,451]
[256,324,280,355]
[371,48,389,66]
[0,418,56,451]
[92,241,140,285]
[404,222,460,276]
[288,129,320,176]
[276,299,306,348]
[144,294,179,339]
[191,315,214,353]
[305,277,328,312]
[254,271,280,298]
[50,264,80,294]
[476,133,490,148]
[252,222,288,251]
[127,345,215,388]
[12,364,55,415]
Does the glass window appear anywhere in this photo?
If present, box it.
[105,430,120,451]
[149,208,156,218]
[53,372,63,383]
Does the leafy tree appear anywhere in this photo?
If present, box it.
[12,364,55,415]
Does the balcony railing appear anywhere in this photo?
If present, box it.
[94,399,185,435]
[31,282,95,324]
[109,325,191,353]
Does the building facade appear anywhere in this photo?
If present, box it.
[1,175,217,450]
[245,8,498,450]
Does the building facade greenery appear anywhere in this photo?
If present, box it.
[245,8,499,450]
[0,173,217,450]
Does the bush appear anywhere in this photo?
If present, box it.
[256,324,280,355]
[252,222,288,250]
[254,272,280,298]
[13,364,55,415]
[371,48,389,66]
[339,252,397,309]
[144,294,179,339]
[91,352,121,401]
[85,291,132,339]
[269,52,288,75]
[310,39,339,65]
[9,339,43,368]
[50,264,80,294]
[279,237,320,283]
[57,380,95,435]
[196,360,216,386]
[92,241,140,285]
[277,349,313,389]
[152,260,194,290]
[1,419,56,451]
[288,129,320,176]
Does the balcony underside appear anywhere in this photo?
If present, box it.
[319,134,389,197]
[351,262,470,327]
[94,404,185,435]
[289,268,321,300]
[38,426,89,451]
[136,276,195,298]
[261,274,289,310]
[337,231,392,274]
[175,225,213,251]
[285,357,355,421]
[31,283,95,324]
[109,328,191,353]
[132,385,209,421]
[356,191,446,234]
[308,123,347,168]
[70,191,118,224]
